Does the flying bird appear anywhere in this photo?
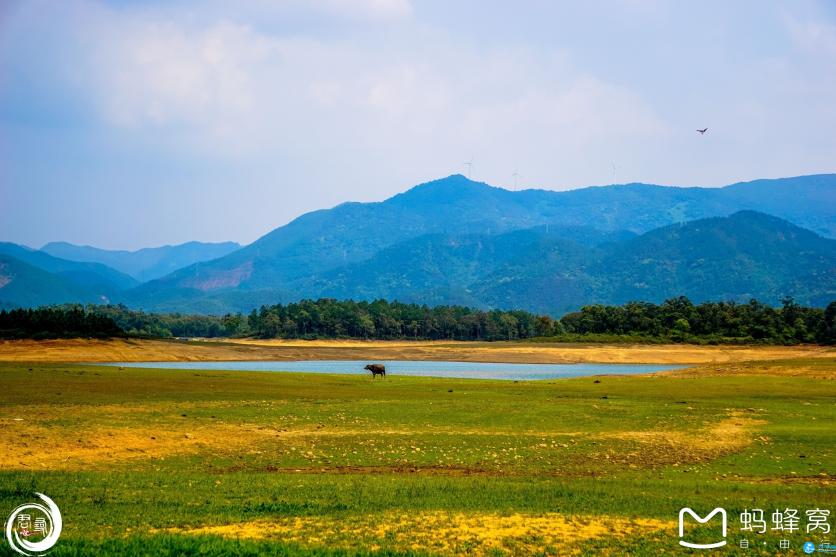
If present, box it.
[697,128,708,134]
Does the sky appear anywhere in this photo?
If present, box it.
[1,0,835,250]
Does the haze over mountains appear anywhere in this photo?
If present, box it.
[41,241,241,282]
[1,174,834,314]
[0,241,237,308]
[0,242,139,299]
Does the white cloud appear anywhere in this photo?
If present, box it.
[99,22,265,129]
[4,0,836,248]
[67,0,666,180]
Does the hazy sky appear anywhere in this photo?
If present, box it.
[1,0,835,249]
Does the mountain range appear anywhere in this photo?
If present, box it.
[305,211,835,313]
[41,240,240,282]
[0,242,137,304]
[1,174,834,314]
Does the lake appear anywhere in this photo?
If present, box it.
[101,360,685,381]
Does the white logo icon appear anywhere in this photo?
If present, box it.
[5,493,62,556]
[679,507,727,549]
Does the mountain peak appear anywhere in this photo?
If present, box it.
[4,173,834,313]
[404,173,491,190]
[388,174,506,206]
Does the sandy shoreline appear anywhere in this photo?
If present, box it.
[0,337,831,364]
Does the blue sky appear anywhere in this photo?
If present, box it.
[1,0,835,249]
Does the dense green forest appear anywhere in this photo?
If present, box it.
[0,302,550,341]
[245,297,835,344]
[560,297,835,344]
[93,304,236,338]
[245,299,552,341]
[1,297,833,344]
[0,306,123,339]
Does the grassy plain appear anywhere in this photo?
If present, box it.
[0,341,833,555]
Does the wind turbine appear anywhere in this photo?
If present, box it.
[463,157,474,179]
[512,170,521,190]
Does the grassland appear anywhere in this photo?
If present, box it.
[0,342,833,556]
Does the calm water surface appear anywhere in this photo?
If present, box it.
[102,360,684,381]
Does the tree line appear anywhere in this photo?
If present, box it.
[1,297,833,344]
[0,305,235,340]
[0,301,553,341]
[560,297,835,345]
[244,299,553,340]
[0,306,123,339]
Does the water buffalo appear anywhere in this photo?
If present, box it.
[364,364,386,378]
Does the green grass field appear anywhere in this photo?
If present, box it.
[0,358,833,555]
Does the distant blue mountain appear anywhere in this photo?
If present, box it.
[41,240,241,282]
[2,174,833,313]
[302,212,834,314]
[0,244,137,308]
[124,173,835,313]
[0,254,106,309]
[593,210,835,308]
[0,242,137,292]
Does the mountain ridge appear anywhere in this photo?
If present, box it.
[41,240,241,282]
[0,254,116,308]
[0,242,138,292]
[130,173,835,302]
[2,174,834,314]
[301,211,834,315]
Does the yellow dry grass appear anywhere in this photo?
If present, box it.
[224,338,464,348]
[0,401,282,470]
[168,511,674,556]
[664,359,836,379]
[0,338,830,364]
[0,399,763,472]
[598,410,767,464]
